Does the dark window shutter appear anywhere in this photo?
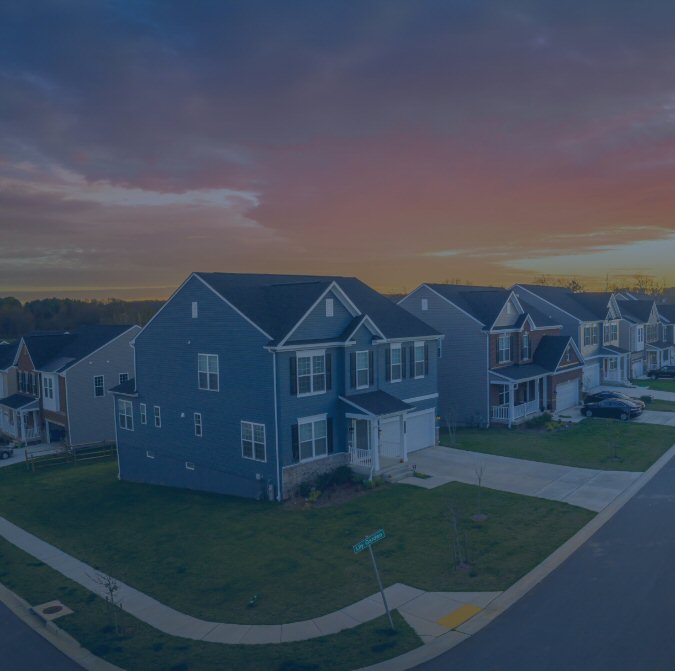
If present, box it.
[510,334,516,360]
[409,344,414,377]
[350,352,356,388]
[368,351,374,386]
[291,424,299,462]
[325,352,332,391]
[290,355,297,395]
[402,345,407,378]
[327,417,333,453]
[385,347,391,382]
[495,337,500,363]
[424,342,429,375]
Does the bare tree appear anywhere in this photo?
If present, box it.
[91,571,123,634]
[444,407,458,447]
[472,462,488,521]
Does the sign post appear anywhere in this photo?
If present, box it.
[353,529,394,630]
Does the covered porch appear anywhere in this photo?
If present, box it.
[490,366,548,428]
[340,391,413,475]
[0,394,42,445]
[599,346,630,383]
[646,342,672,371]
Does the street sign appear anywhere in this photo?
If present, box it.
[352,529,385,554]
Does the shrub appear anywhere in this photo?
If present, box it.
[640,395,653,404]
[524,412,552,429]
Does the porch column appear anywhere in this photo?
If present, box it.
[535,378,540,409]
[400,414,407,463]
[543,377,548,410]
[508,383,515,429]
[371,419,380,472]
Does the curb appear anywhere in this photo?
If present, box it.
[356,442,675,671]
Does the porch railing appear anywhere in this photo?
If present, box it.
[348,447,372,468]
[492,400,540,422]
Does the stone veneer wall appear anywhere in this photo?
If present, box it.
[281,452,349,499]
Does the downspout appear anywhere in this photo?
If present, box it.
[272,351,281,502]
[485,332,490,428]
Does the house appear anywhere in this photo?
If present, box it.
[513,286,630,389]
[399,284,583,428]
[0,325,140,446]
[111,272,442,501]
[0,342,19,439]
[654,304,675,365]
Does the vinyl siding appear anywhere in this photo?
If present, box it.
[287,289,354,342]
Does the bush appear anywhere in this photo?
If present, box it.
[297,465,358,499]
[640,395,653,404]
[524,412,552,429]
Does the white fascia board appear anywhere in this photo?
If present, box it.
[338,395,375,416]
[12,338,31,368]
[397,284,425,305]
[342,314,386,342]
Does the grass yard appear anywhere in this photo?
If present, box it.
[0,537,420,671]
[0,461,592,625]
[647,399,675,413]
[441,419,675,472]
[632,379,675,393]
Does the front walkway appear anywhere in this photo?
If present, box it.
[0,516,499,645]
[402,447,641,512]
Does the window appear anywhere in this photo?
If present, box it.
[194,412,202,437]
[414,342,425,378]
[498,386,510,406]
[564,349,572,363]
[118,399,133,431]
[421,298,428,311]
[608,358,617,371]
[325,298,334,317]
[18,371,39,396]
[154,405,161,428]
[119,373,129,385]
[521,333,530,360]
[646,324,658,343]
[198,354,219,391]
[611,323,618,341]
[583,326,591,347]
[43,376,54,400]
[298,417,327,461]
[192,301,198,318]
[356,351,370,388]
[140,403,147,425]
[241,421,266,461]
[390,344,402,382]
[497,334,511,363]
[637,327,644,344]
[94,375,105,397]
[592,325,599,345]
[438,339,442,359]
[297,351,326,395]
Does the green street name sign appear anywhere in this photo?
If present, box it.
[353,529,386,554]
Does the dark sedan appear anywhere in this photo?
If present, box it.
[582,398,643,420]
[647,365,675,380]
[584,391,646,409]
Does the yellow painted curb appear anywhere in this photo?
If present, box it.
[436,604,482,629]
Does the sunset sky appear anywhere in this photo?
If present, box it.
[2,1,675,300]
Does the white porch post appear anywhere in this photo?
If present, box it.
[543,377,548,410]
[371,419,380,473]
[401,414,407,463]
[535,378,540,410]
[508,383,514,429]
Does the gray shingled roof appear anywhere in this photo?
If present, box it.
[110,378,137,395]
[490,364,551,381]
[571,292,612,320]
[616,299,655,323]
[196,273,439,343]
[657,304,675,323]
[515,285,600,322]
[340,391,413,416]
[0,393,38,410]
[0,342,18,370]
[533,335,573,371]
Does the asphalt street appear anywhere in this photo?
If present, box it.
[414,452,675,671]
[0,602,84,671]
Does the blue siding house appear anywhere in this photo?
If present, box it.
[112,273,441,500]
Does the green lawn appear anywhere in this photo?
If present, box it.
[647,399,675,413]
[632,379,675,393]
[0,537,420,671]
[0,461,592,625]
[441,419,675,471]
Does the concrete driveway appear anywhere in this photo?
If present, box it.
[403,446,642,512]
[590,383,675,402]
[633,410,675,427]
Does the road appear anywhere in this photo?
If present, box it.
[414,452,675,671]
[0,602,84,671]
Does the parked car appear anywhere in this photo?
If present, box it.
[647,365,675,380]
[584,391,646,409]
[582,399,643,420]
[0,444,14,460]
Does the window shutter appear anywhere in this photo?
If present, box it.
[291,424,299,462]
[385,347,391,382]
[325,352,332,391]
[409,344,414,377]
[401,346,407,378]
[368,351,374,386]
[327,417,333,453]
[290,355,297,395]
[495,337,500,364]
[350,352,356,388]
[424,342,429,375]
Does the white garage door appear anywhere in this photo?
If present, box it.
[406,409,436,453]
[555,380,579,412]
[582,363,600,391]
[632,360,643,378]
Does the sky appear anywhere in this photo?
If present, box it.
[1,0,675,300]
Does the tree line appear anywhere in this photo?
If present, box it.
[0,297,164,340]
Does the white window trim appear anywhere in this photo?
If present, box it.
[241,421,266,462]
[421,298,429,311]
[154,405,161,428]
[93,375,105,398]
[390,343,402,383]
[297,414,329,463]
[296,349,327,397]
[521,333,531,360]
[43,376,54,400]
[119,372,129,385]
[356,350,370,389]
[414,341,426,379]
[325,298,334,317]
[118,399,134,431]
[140,403,147,425]
[197,353,220,391]
[497,334,511,364]
[191,301,198,318]
[194,412,202,438]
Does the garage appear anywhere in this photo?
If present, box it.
[406,409,436,453]
[632,360,643,378]
[582,363,600,391]
[555,380,579,412]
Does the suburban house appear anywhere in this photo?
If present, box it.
[399,284,583,428]
[513,285,630,389]
[0,325,140,447]
[654,304,675,364]
[111,272,442,501]
[0,342,19,439]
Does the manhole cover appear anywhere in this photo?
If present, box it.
[42,605,63,615]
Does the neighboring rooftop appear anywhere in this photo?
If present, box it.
[615,299,655,324]
[514,284,601,322]
[0,342,18,370]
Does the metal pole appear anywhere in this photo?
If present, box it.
[368,543,394,630]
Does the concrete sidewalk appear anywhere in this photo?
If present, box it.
[0,516,498,645]
[401,447,641,512]
[592,383,675,402]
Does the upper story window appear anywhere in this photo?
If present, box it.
[154,405,161,428]
[194,412,202,438]
[521,332,530,360]
[497,334,511,364]
[191,301,198,318]
[592,325,599,345]
[198,354,219,391]
[241,421,265,461]
[356,351,370,388]
[297,350,326,395]
[645,324,658,343]
[421,298,429,311]
[119,373,129,385]
[583,325,598,346]
[43,376,54,400]
[637,327,644,344]
[118,399,133,431]
[325,298,334,317]
[414,342,426,378]
[18,371,39,397]
[94,375,105,397]
[390,344,402,382]
[140,403,147,425]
